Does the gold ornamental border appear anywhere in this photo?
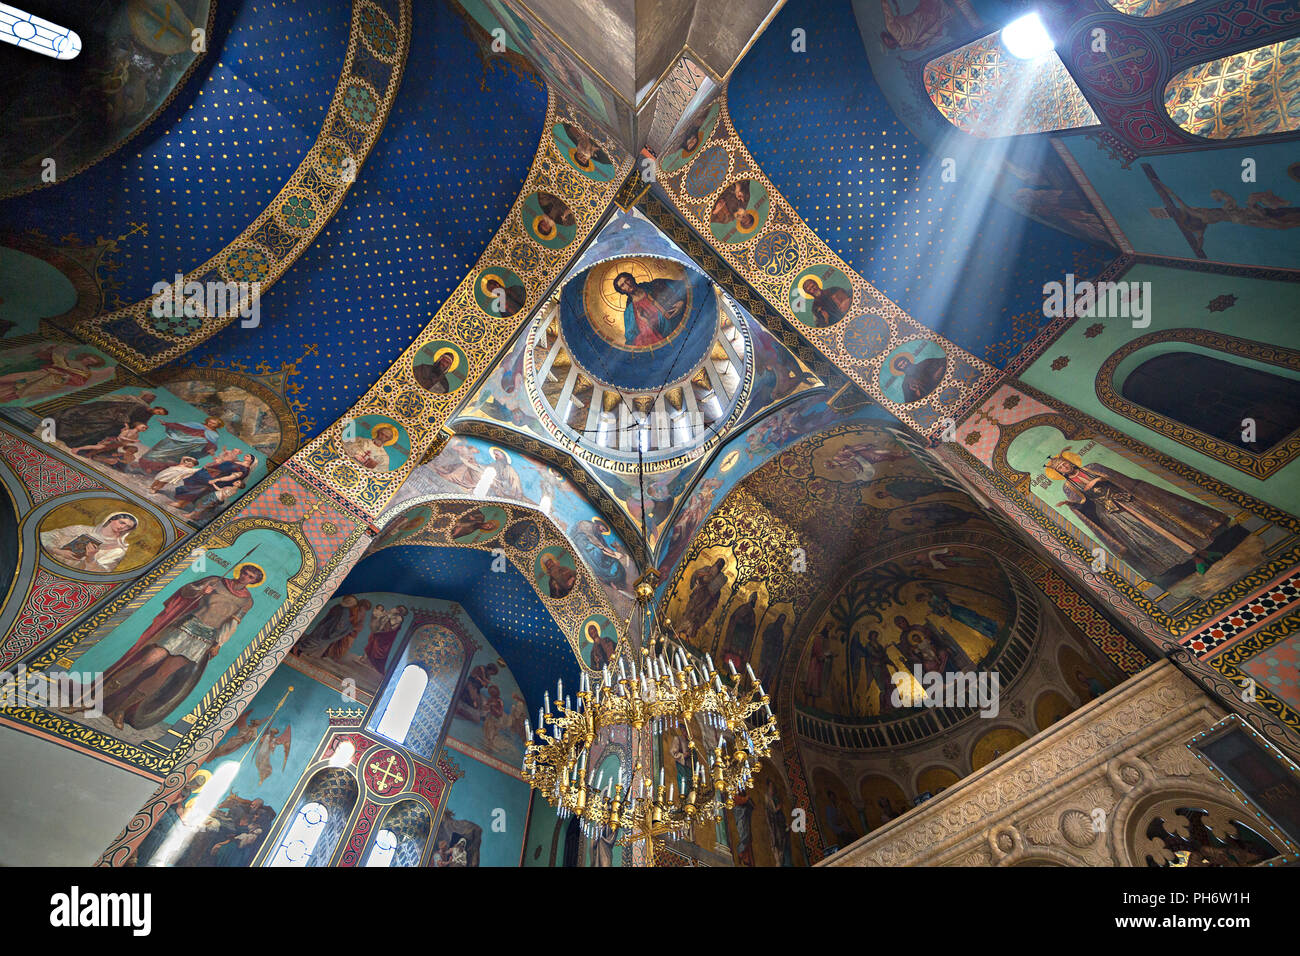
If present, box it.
[368,495,631,673]
[653,93,1002,437]
[295,93,632,519]
[74,0,413,370]
[1095,328,1300,480]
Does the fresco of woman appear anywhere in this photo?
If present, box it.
[613,271,687,347]
[294,595,360,657]
[1046,450,1232,581]
[40,511,139,573]
[64,564,264,731]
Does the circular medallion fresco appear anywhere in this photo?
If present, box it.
[450,505,507,544]
[579,614,619,670]
[659,101,722,175]
[413,341,467,395]
[340,415,409,473]
[473,266,527,318]
[535,546,578,600]
[581,258,692,352]
[38,498,164,574]
[789,266,854,328]
[879,339,948,404]
[709,179,769,244]
[522,191,577,249]
[552,121,616,181]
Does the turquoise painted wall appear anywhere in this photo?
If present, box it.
[1021,263,1300,516]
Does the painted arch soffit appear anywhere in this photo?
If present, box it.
[294,92,633,520]
[367,494,631,672]
[7,93,631,778]
[70,0,413,371]
[652,93,1001,437]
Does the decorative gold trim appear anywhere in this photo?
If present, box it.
[1095,328,1300,479]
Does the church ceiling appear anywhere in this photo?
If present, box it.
[452,208,826,558]
[727,0,1116,369]
[660,422,1003,706]
[0,0,218,198]
[326,543,580,728]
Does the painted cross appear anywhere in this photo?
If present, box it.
[368,754,406,793]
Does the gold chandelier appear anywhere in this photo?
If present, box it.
[523,570,779,847]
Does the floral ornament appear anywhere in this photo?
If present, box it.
[1083,323,1105,338]
[964,430,982,445]
[1050,355,1070,371]
[280,194,318,231]
[1207,294,1237,313]
[1001,393,1021,410]
[224,246,270,283]
[343,83,378,126]
[359,4,398,58]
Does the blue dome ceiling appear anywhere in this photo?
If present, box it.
[557,256,717,392]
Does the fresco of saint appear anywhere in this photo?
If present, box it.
[1046,450,1232,582]
[613,271,687,347]
[63,564,264,731]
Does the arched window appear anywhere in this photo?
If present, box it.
[364,829,398,867]
[925,29,1097,137]
[375,664,427,745]
[1164,38,1300,139]
[1121,351,1300,451]
[268,802,329,867]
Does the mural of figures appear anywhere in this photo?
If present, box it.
[522,191,578,249]
[709,179,770,244]
[451,505,507,544]
[878,0,962,53]
[0,341,114,405]
[439,750,531,866]
[341,416,409,473]
[814,770,862,851]
[553,121,615,181]
[859,775,909,832]
[789,266,855,328]
[37,498,164,574]
[582,257,692,351]
[473,267,529,318]
[372,505,432,549]
[677,550,734,640]
[59,528,303,745]
[412,436,638,613]
[131,667,335,867]
[880,340,947,404]
[450,642,529,763]
[31,384,269,524]
[579,615,619,671]
[1007,425,1262,600]
[1060,140,1300,269]
[795,545,1011,721]
[163,374,292,463]
[535,546,578,599]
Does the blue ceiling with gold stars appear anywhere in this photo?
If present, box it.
[337,544,578,715]
[0,0,547,442]
[727,0,1115,368]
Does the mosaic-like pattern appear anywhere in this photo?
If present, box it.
[1164,38,1300,139]
[924,33,1099,137]
[654,95,999,437]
